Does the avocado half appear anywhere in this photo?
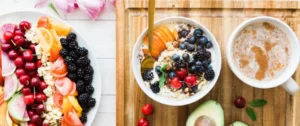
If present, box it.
[186,100,224,126]
[229,121,249,126]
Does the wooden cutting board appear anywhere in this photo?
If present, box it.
[116,0,300,126]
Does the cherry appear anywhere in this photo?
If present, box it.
[30,76,41,87]
[39,81,48,91]
[142,104,153,116]
[16,48,24,55]
[170,77,182,89]
[28,71,38,77]
[36,93,47,103]
[19,75,30,86]
[19,21,31,32]
[27,110,35,117]
[36,104,45,114]
[22,40,31,49]
[15,68,26,77]
[22,50,34,61]
[234,97,246,108]
[14,29,24,36]
[24,62,36,71]
[176,68,188,79]
[36,60,42,68]
[14,57,25,67]
[138,118,149,126]
[22,87,32,95]
[30,114,41,124]
[29,44,36,53]
[184,75,197,87]
[8,50,19,60]
[3,31,14,42]
[13,35,25,47]
[42,123,49,126]
[24,94,35,105]
[28,123,37,126]
[1,43,13,52]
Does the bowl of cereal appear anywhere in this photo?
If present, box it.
[132,17,221,106]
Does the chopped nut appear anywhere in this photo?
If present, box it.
[173,41,180,48]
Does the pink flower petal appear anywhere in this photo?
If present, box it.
[34,0,50,8]
[77,0,106,20]
[52,0,76,13]
[108,0,116,6]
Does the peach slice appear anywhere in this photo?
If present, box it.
[160,26,175,41]
[154,29,168,43]
[171,28,179,40]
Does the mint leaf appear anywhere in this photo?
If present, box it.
[159,73,166,88]
[160,64,167,73]
[246,107,257,121]
[48,3,59,16]
[250,99,267,107]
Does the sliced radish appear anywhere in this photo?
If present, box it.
[2,53,16,77]
[8,93,29,121]
[1,23,16,33]
[4,74,18,101]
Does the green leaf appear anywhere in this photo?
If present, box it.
[160,64,167,73]
[48,3,60,16]
[250,99,267,107]
[246,107,257,121]
[159,73,166,88]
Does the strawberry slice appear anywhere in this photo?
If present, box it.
[52,57,67,75]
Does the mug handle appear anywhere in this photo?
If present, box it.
[281,78,299,95]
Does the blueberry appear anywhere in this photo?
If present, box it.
[205,51,211,59]
[197,36,208,45]
[192,86,198,93]
[206,41,213,49]
[181,82,187,90]
[188,58,195,66]
[193,29,203,38]
[179,43,186,50]
[189,65,197,74]
[175,60,186,68]
[172,54,180,61]
[196,45,203,51]
[180,29,190,38]
[186,44,195,52]
[196,65,204,74]
[195,61,202,67]
[207,58,212,65]
[168,71,177,78]
[202,60,208,68]
[182,53,190,61]
[187,36,196,44]
[155,66,161,72]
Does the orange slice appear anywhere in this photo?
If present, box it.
[50,21,72,36]
[37,28,54,52]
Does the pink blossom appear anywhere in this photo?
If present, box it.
[34,0,50,8]
[108,0,116,6]
[52,0,77,13]
[77,0,106,20]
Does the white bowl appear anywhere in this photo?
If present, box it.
[132,17,222,106]
[0,10,101,126]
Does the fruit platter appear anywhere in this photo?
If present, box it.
[0,11,101,126]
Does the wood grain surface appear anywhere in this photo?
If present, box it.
[116,1,300,126]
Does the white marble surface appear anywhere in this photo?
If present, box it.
[0,0,116,125]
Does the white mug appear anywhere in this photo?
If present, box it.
[226,16,300,95]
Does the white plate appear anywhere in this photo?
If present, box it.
[0,10,101,126]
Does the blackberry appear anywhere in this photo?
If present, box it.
[82,107,90,114]
[204,68,215,81]
[204,51,211,59]
[76,56,90,67]
[150,82,160,94]
[76,80,85,93]
[175,60,186,69]
[87,97,96,107]
[83,74,93,84]
[68,41,78,49]
[77,68,85,78]
[67,64,77,73]
[68,73,77,81]
[66,33,77,42]
[69,50,78,59]
[64,56,74,65]
[80,114,87,123]
[142,70,153,81]
[60,38,68,48]
[197,50,207,62]
[78,93,89,104]
[76,47,88,56]
[59,48,68,58]
[84,65,94,75]
[86,85,94,95]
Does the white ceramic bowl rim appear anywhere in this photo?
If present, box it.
[226,16,300,89]
[132,17,222,106]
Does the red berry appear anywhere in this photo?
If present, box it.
[30,76,41,87]
[138,118,149,126]
[15,68,26,77]
[30,114,41,124]
[184,75,197,87]
[176,68,188,79]
[27,71,38,77]
[36,104,45,114]
[36,60,42,68]
[22,50,34,61]
[24,94,35,105]
[14,29,24,36]
[19,75,30,85]
[142,104,153,116]
[24,62,36,71]
[27,110,35,117]
[14,56,25,67]
[29,44,36,53]
[36,93,47,103]
[170,77,182,89]
[28,123,37,126]
[3,31,14,42]
[8,50,19,60]
[19,21,31,32]
[234,97,246,108]
[39,81,48,91]
[1,43,13,52]
[22,87,32,95]
[42,123,49,126]
[13,35,25,47]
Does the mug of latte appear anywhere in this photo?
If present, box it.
[227,16,300,95]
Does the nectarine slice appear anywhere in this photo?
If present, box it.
[161,26,175,41]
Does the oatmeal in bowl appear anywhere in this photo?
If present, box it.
[132,17,221,106]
